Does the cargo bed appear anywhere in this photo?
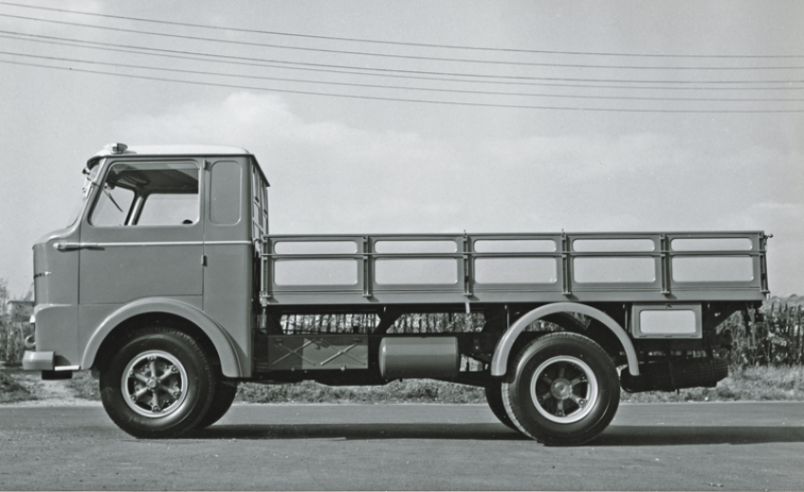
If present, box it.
[260,231,769,306]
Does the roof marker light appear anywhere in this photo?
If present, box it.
[106,142,128,154]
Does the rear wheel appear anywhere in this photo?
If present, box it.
[195,377,238,429]
[100,328,215,438]
[502,332,619,446]
[484,382,517,430]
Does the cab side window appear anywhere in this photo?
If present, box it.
[89,162,199,227]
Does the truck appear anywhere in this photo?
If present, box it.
[23,143,770,445]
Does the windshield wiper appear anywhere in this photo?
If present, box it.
[103,184,124,213]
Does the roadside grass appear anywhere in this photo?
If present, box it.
[65,371,100,400]
[6,365,804,404]
[0,370,36,403]
[620,365,804,403]
[236,379,487,404]
[240,365,804,404]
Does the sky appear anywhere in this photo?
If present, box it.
[0,0,802,298]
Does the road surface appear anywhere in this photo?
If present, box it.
[1,402,803,490]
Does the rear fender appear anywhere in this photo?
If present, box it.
[490,302,639,377]
[80,297,247,377]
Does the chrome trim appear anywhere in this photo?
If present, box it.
[205,241,254,246]
[57,240,252,250]
[33,271,52,279]
[54,365,80,371]
[92,241,199,247]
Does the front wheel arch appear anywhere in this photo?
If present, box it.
[93,313,219,374]
[82,298,246,377]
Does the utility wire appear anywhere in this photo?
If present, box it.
[1,1,802,60]
[2,13,804,71]
[3,58,803,113]
[5,50,802,102]
[4,30,804,88]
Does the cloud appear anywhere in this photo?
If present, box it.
[115,91,804,292]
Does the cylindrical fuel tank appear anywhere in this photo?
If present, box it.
[379,337,459,380]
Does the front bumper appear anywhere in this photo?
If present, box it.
[22,351,55,371]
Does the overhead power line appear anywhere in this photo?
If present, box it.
[4,30,804,89]
[2,58,803,113]
[1,1,802,60]
[4,50,803,103]
[2,13,804,71]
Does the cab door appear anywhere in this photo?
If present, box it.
[201,158,254,374]
[78,159,205,307]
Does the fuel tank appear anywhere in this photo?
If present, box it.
[379,337,459,380]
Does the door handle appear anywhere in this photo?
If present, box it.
[55,242,101,251]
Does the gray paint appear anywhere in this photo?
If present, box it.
[260,231,768,305]
[80,297,246,377]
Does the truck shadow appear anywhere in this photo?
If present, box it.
[187,423,804,445]
[595,425,804,446]
[188,423,523,441]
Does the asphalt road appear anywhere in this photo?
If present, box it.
[1,402,803,490]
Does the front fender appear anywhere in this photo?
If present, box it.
[81,297,247,377]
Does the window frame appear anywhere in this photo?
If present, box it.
[86,159,202,228]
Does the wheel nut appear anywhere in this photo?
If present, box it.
[148,356,156,361]
[170,366,178,373]
[130,395,137,401]
[578,399,587,407]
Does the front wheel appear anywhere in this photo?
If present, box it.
[195,378,238,429]
[502,332,619,445]
[100,328,216,438]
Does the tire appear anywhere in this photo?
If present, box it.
[502,332,619,446]
[99,328,215,439]
[195,377,238,429]
[484,382,518,431]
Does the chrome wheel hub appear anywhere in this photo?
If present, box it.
[121,350,188,418]
[551,379,572,399]
[531,355,599,424]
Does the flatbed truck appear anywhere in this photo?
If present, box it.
[23,143,770,445]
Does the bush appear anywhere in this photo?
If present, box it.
[0,279,34,367]
[0,321,26,366]
[0,370,36,403]
[721,299,803,367]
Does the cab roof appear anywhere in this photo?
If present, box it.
[87,143,268,184]
[90,143,251,161]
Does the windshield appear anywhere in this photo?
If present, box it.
[66,163,102,226]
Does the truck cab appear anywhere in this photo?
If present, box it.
[26,144,267,380]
